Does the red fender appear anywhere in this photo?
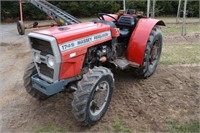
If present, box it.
[126,18,165,66]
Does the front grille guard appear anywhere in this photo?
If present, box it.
[28,33,61,83]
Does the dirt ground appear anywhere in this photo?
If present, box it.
[0,20,199,132]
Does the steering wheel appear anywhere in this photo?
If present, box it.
[98,13,118,22]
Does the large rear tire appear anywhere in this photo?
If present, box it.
[23,62,49,100]
[72,66,114,126]
[17,21,25,35]
[136,26,163,78]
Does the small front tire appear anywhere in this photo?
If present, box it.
[23,62,49,100]
[72,66,114,126]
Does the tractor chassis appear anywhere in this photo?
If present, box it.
[32,74,81,96]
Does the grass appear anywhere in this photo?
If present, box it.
[34,124,64,133]
[157,17,200,23]
[162,25,199,35]
[112,119,131,133]
[160,17,200,65]
[160,43,200,65]
[165,119,200,133]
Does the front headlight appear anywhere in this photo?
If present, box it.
[34,52,41,63]
[47,56,55,68]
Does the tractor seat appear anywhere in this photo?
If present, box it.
[119,28,129,37]
[117,16,135,37]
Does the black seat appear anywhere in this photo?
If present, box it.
[117,16,135,37]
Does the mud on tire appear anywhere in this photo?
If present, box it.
[137,26,163,78]
[23,62,48,100]
[72,66,114,126]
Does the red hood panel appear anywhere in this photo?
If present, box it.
[34,22,111,44]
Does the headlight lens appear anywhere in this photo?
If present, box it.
[47,56,55,68]
[34,52,41,63]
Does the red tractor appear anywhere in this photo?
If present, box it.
[23,2,165,125]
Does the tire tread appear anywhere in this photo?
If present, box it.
[71,66,114,125]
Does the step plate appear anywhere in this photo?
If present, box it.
[113,58,130,70]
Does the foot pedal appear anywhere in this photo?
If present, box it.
[111,58,130,70]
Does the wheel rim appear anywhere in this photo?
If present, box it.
[89,81,110,116]
[149,40,161,70]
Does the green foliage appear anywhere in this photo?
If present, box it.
[54,1,120,17]
[165,119,200,132]
[112,119,131,133]
[1,2,19,21]
[35,124,55,133]
[188,1,200,17]
[22,3,46,20]
[126,0,147,13]
[34,124,64,133]
[1,1,46,22]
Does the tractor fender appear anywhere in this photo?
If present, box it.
[126,18,165,66]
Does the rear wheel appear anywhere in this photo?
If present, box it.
[23,62,49,100]
[17,21,25,35]
[72,66,114,126]
[136,26,163,78]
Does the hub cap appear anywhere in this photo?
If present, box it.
[89,81,110,116]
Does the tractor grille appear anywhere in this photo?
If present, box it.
[37,63,54,79]
[28,33,61,83]
[30,37,55,82]
[30,37,54,56]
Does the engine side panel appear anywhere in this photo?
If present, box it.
[126,18,165,65]
[35,22,112,80]
[59,36,112,80]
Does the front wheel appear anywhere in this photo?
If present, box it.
[136,26,163,78]
[23,62,49,100]
[72,66,114,126]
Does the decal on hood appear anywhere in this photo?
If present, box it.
[59,31,111,52]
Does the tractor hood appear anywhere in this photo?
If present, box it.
[34,22,111,44]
